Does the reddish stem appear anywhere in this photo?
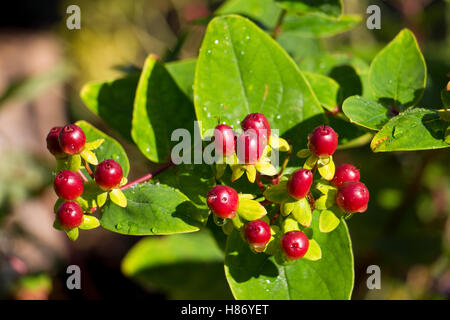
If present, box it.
[270,210,280,225]
[83,159,95,179]
[77,169,88,182]
[255,173,265,193]
[120,161,174,190]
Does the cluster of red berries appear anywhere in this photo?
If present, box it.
[207,116,369,262]
[46,124,124,231]
[214,113,270,163]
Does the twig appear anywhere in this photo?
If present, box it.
[77,169,88,182]
[255,173,265,193]
[83,159,95,179]
[272,144,292,184]
[271,9,287,39]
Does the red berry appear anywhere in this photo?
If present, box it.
[57,201,84,229]
[54,170,84,200]
[244,220,271,246]
[46,126,65,158]
[281,230,309,260]
[94,159,123,191]
[287,169,313,200]
[214,124,235,156]
[206,185,239,219]
[236,132,264,164]
[336,181,369,213]
[58,124,86,155]
[241,113,271,143]
[331,164,360,187]
[308,125,338,157]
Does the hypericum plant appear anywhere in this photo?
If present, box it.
[48,0,449,300]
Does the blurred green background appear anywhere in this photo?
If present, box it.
[0,0,448,300]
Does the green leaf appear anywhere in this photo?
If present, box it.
[371,108,450,152]
[303,154,318,169]
[276,0,342,17]
[166,59,197,100]
[65,227,79,241]
[122,231,232,299]
[80,149,98,165]
[281,14,361,38]
[264,181,293,204]
[303,239,322,261]
[132,55,195,163]
[195,15,323,148]
[100,183,207,235]
[56,154,81,173]
[315,188,337,210]
[84,139,104,151]
[318,156,335,181]
[97,192,108,207]
[236,199,267,221]
[79,215,100,230]
[296,148,311,158]
[304,72,340,111]
[80,72,139,142]
[292,197,312,227]
[75,121,130,177]
[368,29,426,108]
[342,95,392,130]
[319,210,340,233]
[110,188,127,208]
[224,213,354,299]
[216,0,282,29]
[282,216,300,233]
[157,163,215,207]
[255,162,278,176]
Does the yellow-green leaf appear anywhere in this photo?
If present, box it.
[270,135,290,152]
[281,201,295,216]
[110,188,127,208]
[231,165,245,182]
[319,210,340,233]
[238,193,255,200]
[97,192,108,207]
[245,165,256,183]
[263,181,292,204]
[85,138,104,151]
[318,156,335,180]
[65,227,79,241]
[282,216,300,233]
[303,154,318,169]
[255,162,278,176]
[216,163,227,179]
[292,197,312,227]
[79,215,100,230]
[236,199,267,221]
[80,149,98,165]
[296,149,311,158]
[304,239,322,261]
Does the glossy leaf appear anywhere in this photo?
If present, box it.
[80,72,139,142]
[166,59,196,100]
[132,55,195,163]
[110,188,127,208]
[79,215,100,230]
[75,121,130,177]
[281,14,361,38]
[304,72,340,111]
[224,213,354,299]
[371,108,449,152]
[319,210,340,233]
[195,15,324,148]
[122,231,232,299]
[303,239,322,261]
[368,29,426,108]
[291,197,312,227]
[318,156,335,180]
[216,0,282,29]
[276,0,342,18]
[342,95,392,130]
[236,199,267,221]
[100,183,207,235]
